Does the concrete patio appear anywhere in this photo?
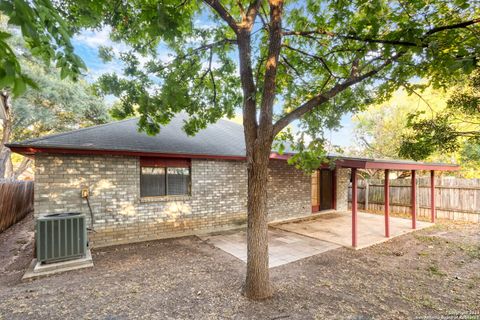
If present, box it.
[200,228,341,268]
[272,211,434,249]
[200,211,433,267]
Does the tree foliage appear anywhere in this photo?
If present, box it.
[52,0,479,299]
[352,87,450,159]
[2,0,478,298]
[11,60,110,142]
[0,30,110,178]
[0,0,85,95]
[55,1,479,167]
[351,86,480,176]
[399,69,480,170]
[2,30,110,140]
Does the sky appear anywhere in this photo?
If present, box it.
[71,29,356,149]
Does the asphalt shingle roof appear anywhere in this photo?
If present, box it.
[8,113,248,157]
[6,114,459,170]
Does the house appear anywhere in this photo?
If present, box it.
[7,113,459,248]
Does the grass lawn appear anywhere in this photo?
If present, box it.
[0,214,479,319]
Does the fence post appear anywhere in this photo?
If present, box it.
[364,181,369,211]
[384,170,390,238]
[430,170,435,223]
[411,170,417,229]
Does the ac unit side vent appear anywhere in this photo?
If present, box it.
[36,213,87,264]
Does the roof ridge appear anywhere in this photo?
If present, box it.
[218,116,243,128]
[17,117,139,144]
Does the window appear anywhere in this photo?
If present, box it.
[166,168,190,195]
[140,167,166,197]
[140,166,191,197]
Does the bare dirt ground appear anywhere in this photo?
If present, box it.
[0,217,479,320]
[0,212,34,286]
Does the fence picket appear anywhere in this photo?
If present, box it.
[0,180,34,232]
[348,177,480,222]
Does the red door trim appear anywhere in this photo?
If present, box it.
[311,169,319,213]
[312,168,335,213]
[332,168,337,210]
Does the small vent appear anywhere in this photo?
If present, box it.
[36,213,87,264]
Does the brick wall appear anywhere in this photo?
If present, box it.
[267,159,311,220]
[34,154,311,247]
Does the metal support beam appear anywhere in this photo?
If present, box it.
[411,170,417,229]
[352,168,358,248]
[384,169,390,238]
[431,170,435,223]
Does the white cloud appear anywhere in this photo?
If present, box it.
[74,27,129,53]
[74,27,175,77]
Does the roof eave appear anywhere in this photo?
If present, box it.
[7,146,461,171]
[336,159,460,171]
[6,145,248,161]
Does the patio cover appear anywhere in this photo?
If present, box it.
[333,156,459,248]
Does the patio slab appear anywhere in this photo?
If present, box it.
[199,228,341,268]
[272,211,434,249]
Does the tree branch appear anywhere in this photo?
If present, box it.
[283,18,480,48]
[272,52,405,136]
[175,0,189,9]
[282,44,336,78]
[425,18,480,36]
[195,47,217,108]
[13,157,32,180]
[258,0,283,140]
[246,0,264,27]
[280,55,308,85]
[0,91,12,179]
[207,49,217,109]
[283,29,422,47]
[256,4,269,32]
[238,32,258,149]
[237,1,246,19]
[153,38,236,73]
[203,0,239,32]
[400,82,435,114]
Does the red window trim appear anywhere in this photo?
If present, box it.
[140,157,191,168]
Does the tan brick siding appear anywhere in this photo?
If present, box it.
[336,168,351,212]
[267,159,311,220]
[34,154,312,247]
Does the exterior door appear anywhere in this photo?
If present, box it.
[311,169,334,212]
[320,169,333,210]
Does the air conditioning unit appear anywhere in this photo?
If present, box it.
[36,212,87,264]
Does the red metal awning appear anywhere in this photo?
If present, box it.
[270,153,460,171]
[335,158,459,171]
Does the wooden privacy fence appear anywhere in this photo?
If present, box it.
[0,180,34,232]
[348,176,480,222]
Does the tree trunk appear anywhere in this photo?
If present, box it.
[0,147,9,179]
[1,148,13,179]
[0,91,12,179]
[13,157,32,179]
[244,145,272,300]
